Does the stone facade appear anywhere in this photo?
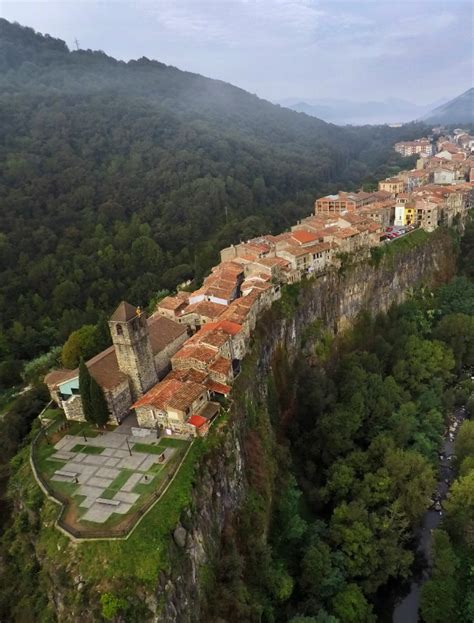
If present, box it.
[105,380,133,423]
[153,332,188,380]
[62,394,85,422]
[109,314,158,400]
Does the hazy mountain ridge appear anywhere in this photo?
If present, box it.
[279,96,450,125]
[422,88,474,125]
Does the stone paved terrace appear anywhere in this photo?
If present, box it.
[46,428,188,523]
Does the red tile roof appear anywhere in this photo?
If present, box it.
[44,368,78,388]
[180,300,227,319]
[208,357,232,375]
[291,229,319,244]
[173,344,217,364]
[188,414,207,428]
[200,320,242,336]
[133,377,206,412]
[205,380,231,395]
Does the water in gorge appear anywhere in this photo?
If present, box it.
[391,404,467,623]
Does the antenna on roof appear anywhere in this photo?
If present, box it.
[74,38,80,50]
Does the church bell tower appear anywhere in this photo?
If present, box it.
[109,301,158,400]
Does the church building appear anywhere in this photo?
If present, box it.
[45,302,188,423]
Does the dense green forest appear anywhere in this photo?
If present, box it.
[204,218,474,622]
[0,19,423,375]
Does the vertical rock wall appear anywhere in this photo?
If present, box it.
[156,231,456,623]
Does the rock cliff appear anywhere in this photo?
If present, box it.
[156,229,456,622]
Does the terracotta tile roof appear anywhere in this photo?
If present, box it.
[291,229,319,245]
[270,232,292,243]
[332,227,360,239]
[157,293,188,311]
[202,284,237,300]
[278,244,310,258]
[148,314,188,352]
[188,414,207,428]
[245,240,273,254]
[173,344,218,364]
[187,327,229,350]
[133,377,206,412]
[221,305,252,324]
[303,242,331,254]
[168,381,207,412]
[44,368,78,388]
[198,319,242,336]
[254,257,288,267]
[208,357,232,375]
[212,261,245,276]
[180,300,227,320]
[86,346,129,391]
[167,367,209,384]
[133,377,182,409]
[205,380,231,395]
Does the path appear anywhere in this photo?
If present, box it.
[50,428,174,523]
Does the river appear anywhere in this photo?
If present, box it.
[391,405,467,623]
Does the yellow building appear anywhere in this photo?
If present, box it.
[394,203,416,226]
[378,177,405,195]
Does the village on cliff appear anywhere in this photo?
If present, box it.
[45,129,474,440]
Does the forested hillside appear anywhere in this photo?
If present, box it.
[0,19,424,369]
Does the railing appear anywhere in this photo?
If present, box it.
[30,421,192,541]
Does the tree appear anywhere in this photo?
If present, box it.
[384,448,435,527]
[454,421,474,468]
[392,335,454,396]
[89,376,110,427]
[434,313,474,371]
[300,537,346,601]
[330,584,375,623]
[444,471,474,546]
[61,324,100,369]
[78,359,93,423]
[329,501,378,578]
[0,360,23,389]
[420,531,460,623]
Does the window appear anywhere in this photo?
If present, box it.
[116,324,123,335]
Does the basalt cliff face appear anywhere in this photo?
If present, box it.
[156,230,456,623]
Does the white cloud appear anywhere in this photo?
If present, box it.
[140,0,325,47]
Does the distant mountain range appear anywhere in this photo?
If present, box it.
[422,88,474,125]
[278,97,448,126]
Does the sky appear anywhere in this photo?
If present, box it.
[2,0,473,105]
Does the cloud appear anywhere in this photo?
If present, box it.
[140,0,325,47]
[2,0,472,102]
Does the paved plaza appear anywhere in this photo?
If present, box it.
[48,428,178,523]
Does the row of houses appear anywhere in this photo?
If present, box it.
[44,132,474,438]
[394,138,434,157]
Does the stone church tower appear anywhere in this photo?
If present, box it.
[109,301,158,400]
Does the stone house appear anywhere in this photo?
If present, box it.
[133,376,217,436]
[378,177,405,195]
